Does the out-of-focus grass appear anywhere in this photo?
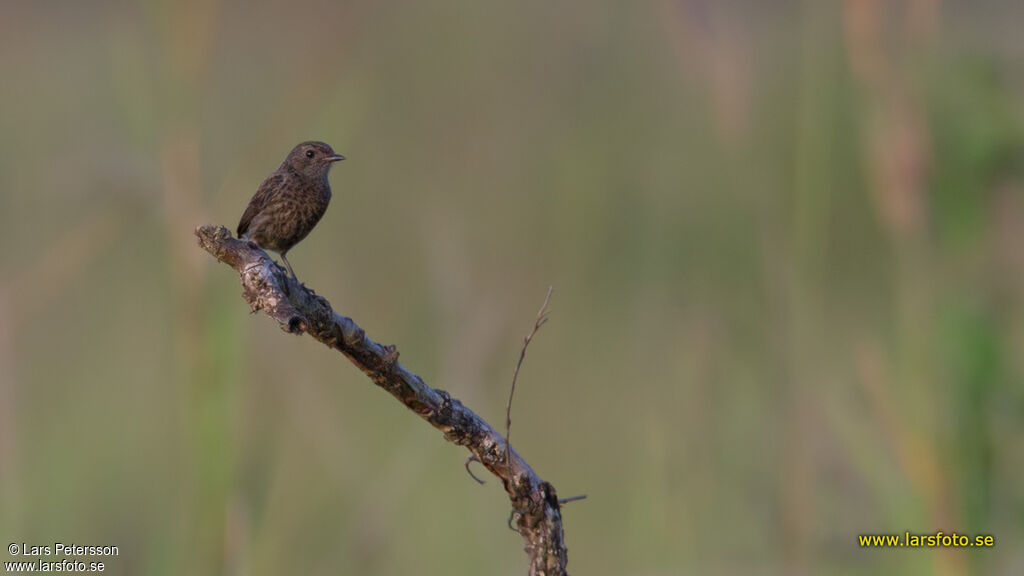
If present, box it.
[1,1,1023,575]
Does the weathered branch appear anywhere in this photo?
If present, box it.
[195,225,570,576]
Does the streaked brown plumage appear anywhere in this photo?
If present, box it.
[237,141,345,279]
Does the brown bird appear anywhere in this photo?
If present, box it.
[237,141,345,280]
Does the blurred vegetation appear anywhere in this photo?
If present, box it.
[1,1,1023,575]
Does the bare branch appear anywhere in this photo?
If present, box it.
[195,226,570,576]
[506,287,554,472]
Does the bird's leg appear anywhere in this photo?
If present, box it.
[279,252,297,280]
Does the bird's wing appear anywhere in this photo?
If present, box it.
[237,172,286,237]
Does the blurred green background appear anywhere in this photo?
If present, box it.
[1,0,1023,574]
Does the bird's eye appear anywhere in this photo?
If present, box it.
[305,150,315,158]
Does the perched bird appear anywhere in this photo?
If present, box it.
[237,141,345,280]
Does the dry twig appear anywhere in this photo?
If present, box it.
[195,226,570,576]
[505,287,553,471]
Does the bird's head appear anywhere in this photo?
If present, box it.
[285,141,345,179]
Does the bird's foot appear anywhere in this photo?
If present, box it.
[276,266,293,296]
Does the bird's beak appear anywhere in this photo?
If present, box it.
[327,154,346,162]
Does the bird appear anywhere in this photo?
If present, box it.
[237,141,345,280]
